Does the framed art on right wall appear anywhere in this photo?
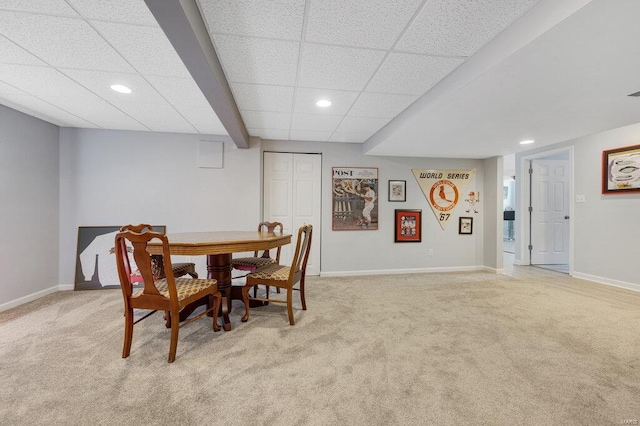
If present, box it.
[459,217,473,235]
[602,144,640,194]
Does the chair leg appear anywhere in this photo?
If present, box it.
[168,309,180,363]
[287,287,295,326]
[241,284,252,322]
[122,307,134,358]
[300,276,307,310]
[211,293,221,332]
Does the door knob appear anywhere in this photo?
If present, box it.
[564,215,570,219]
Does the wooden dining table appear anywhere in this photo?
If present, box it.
[147,230,291,331]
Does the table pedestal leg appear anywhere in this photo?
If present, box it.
[207,253,232,331]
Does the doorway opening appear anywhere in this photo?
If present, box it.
[519,147,573,275]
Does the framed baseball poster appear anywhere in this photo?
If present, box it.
[332,167,378,230]
[394,209,421,242]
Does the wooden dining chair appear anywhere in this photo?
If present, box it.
[231,221,283,272]
[240,224,312,325]
[232,221,284,296]
[115,226,222,363]
[120,224,198,281]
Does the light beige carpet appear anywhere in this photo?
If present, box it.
[1,269,639,425]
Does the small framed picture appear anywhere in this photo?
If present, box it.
[388,180,406,202]
[459,217,473,235]
[602,144,640,194]
[394,209,421,242]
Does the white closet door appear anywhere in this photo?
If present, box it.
[263,152,321,275]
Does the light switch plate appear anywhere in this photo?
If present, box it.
[576,194,586,203]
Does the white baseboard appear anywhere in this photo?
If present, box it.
[0,284,71,313]
[320,266,484,277]
[572,272,640,293]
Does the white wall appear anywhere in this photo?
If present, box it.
[58,128,262,286]
[262,140,489,275]
[483,156,503,271]
[516,123,640,290]
[0,105,60,309]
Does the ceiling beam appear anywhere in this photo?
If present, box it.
[144,0,249,148]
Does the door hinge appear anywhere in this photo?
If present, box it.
[528,206,533,213]
[528,244,533,251]
[529,168,533,174]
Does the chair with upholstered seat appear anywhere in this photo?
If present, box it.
[120,224,198,281]
[115,226,222,363]
[231,221,283,272]
[240,224,312,325]
[232,221,283,296]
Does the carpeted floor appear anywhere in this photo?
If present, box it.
[1,268,639,425]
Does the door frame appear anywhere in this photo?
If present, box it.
[517,146,574,274]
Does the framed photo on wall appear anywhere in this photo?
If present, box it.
[459,217,473,235]
[388,180,406,202]
[602,144,640,194]
[394,209,421,242]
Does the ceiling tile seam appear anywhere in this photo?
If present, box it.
[137,73,200,133]
[0,8,80,19]
[0,85,102,129]
[0,29,152,131]
[54,67,155,132]
[286,0,313,141]
[82,18,145,74]
[321,0,433,143]
[62,1,159,28]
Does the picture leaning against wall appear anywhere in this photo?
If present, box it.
[332,167,378,230]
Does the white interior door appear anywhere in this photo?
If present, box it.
[530,159,570,265]
[263,152,321,275]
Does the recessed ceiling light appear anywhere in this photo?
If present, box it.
[519,139,535,145]
[316,99,331,108]
[110,84,131,94]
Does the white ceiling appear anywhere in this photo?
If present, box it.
[1,0,639,159]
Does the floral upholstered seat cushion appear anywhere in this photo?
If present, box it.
[132,278,216,301]
[246,264,293,282]
[231,256,277,271]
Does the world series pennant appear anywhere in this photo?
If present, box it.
[412,169,476,230]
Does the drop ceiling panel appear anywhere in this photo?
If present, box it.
[145,75,212,109]
[175,105,226,135]
[49,96,145,126]
[290,130,332,142]
[396,0,539,55]
[0,11,134,72]
[0,64,103,99]
[294,88,359,115]
[65,0,158,26]
[213,35,299,85]
[247,128,290,140]
[59,69,168,105]
[298,44,386,91]
[366,53,465,95]
[0,93,96,127]
[199,0,304,39]
[336,116,389,134]
[305,0,423,49]
[91,21,191,78]
[0,36,45,66]
[329,132,372,143]
[292,113,342,132]
[241,111,291,130]
[230,83,295,113]
[348,92,418,118]
[0,0,79,16]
